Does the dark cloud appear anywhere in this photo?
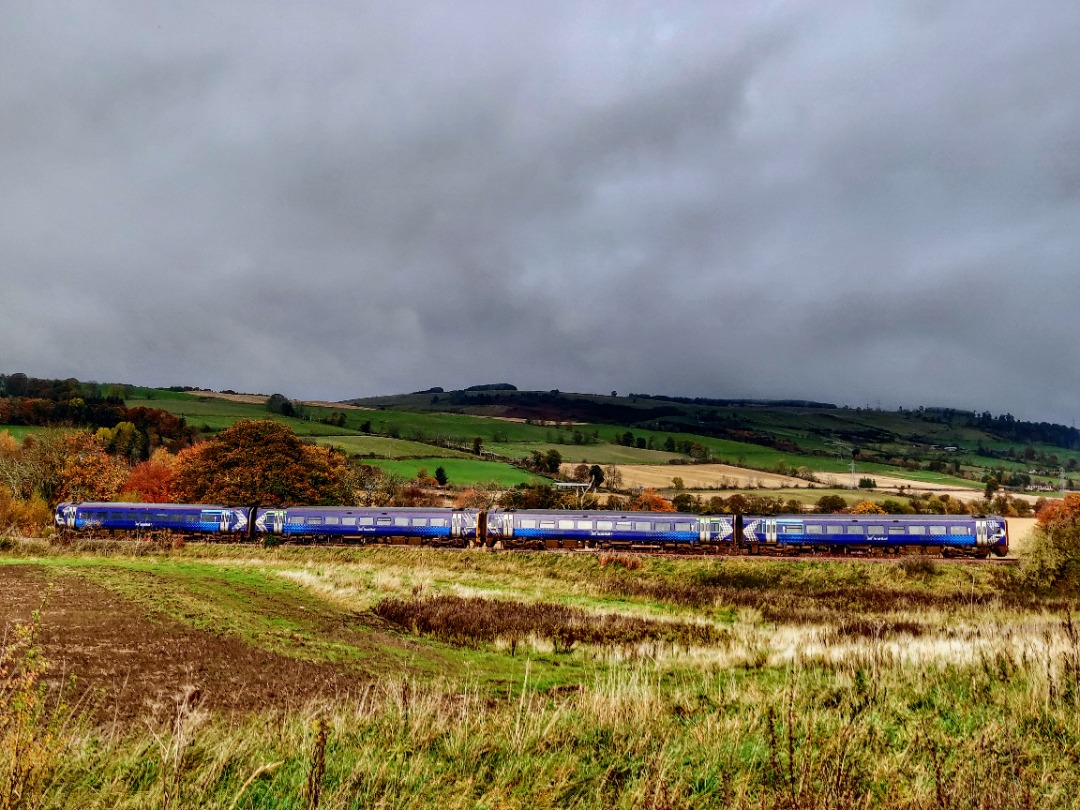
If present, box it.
[2,1,1079,423]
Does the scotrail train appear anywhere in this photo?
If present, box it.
[54,502,1010,557]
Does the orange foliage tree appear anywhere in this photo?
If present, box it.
[628,488,676,513]
[57,433,127,502]
[122,449,180,502]
[1037,493,1080,529]
[172,420,353,506]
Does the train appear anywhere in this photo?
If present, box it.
[54,502,1010,557]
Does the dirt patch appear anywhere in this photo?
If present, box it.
[0,566,369,724]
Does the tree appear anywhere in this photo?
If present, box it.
[816,494,848,513]
[173,420,353,506]
[543,449,562,476]
[122,449,179,502]
[434,466,448,486]
[572,464,590,483]
[629,488,675,513]
[267,393,298,418]
[57,433,127,502]
[604,465,623,490]
[1021,493,1080,587]
[589,465,604,489]
[851,500,886,515]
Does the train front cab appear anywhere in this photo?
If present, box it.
[735,514,1009,557]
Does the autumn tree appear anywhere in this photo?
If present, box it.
[1021,493,1080,587]
[173,420,353,506]
[628,488,675,513]
[57,433,127,502]
[122,449,179,502]
[851,500,887,515]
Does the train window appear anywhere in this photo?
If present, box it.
[359,517,374,526]
[806,525,824,535]
[430,518,447,527]
[413,518,428,526]
[655,523,672,532]
[576,521,592,530]
[200,511,220,522]
[540,521,555,529]
[949,525,968,535]
[307,517,323,526]
[109,512,121,522]
[616,522,632,531]
[888,526,906,534]
[635,522,651,532]
[929,526,947,535]
[394,517,409,527]
[325,517,340,526]
[676,522,692,533]
[377,518,392,526]
[868,526,885,535]
[558,520,574,530]
[780,524,802,534]
[846,525,865,535]
[342,517,357,526]
[288,516,306,525]
[184,514,198,523]
[908,526,926,535]
[597,521,614,531]
[520,519,537,529]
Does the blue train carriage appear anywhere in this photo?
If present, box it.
[253,506,473,545]
[484,509,735,550]
[739,514,1009,557]
[54,502,251,538]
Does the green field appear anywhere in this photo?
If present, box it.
[3,541,1079,807]
[312,434,476,459]
[362,457,548,487]
[0,425,51,440]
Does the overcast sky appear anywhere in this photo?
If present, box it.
[3,2,1079,423]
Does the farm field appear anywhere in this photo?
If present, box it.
[1,539,1077,807]
[362,457,548,488]
[312,434,475,459]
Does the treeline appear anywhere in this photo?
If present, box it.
[969,411,1080,450]
[0,373,195,456]
[628,393,838,409]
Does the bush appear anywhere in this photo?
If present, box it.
[1020,494,1080,588]
[0,491,52,538]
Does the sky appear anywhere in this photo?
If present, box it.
[2,2,1079,424]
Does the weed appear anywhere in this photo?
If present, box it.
[0,597,80,810]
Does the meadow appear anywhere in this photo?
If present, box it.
[3,538,1078,808]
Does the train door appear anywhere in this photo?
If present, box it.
[259,510,286,536]
[764,518,778,544]
[975,519,989,548]
[453,511,478,543]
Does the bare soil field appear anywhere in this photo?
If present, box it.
[1,566,367,723]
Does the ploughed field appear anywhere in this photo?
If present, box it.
[3,539,1080,808]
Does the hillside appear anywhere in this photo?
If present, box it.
[2,373,1078,499]
[343,386,1080,494]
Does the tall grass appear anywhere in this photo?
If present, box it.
[19,627,1080,808]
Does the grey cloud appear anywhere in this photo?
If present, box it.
[2,1,1079,422]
